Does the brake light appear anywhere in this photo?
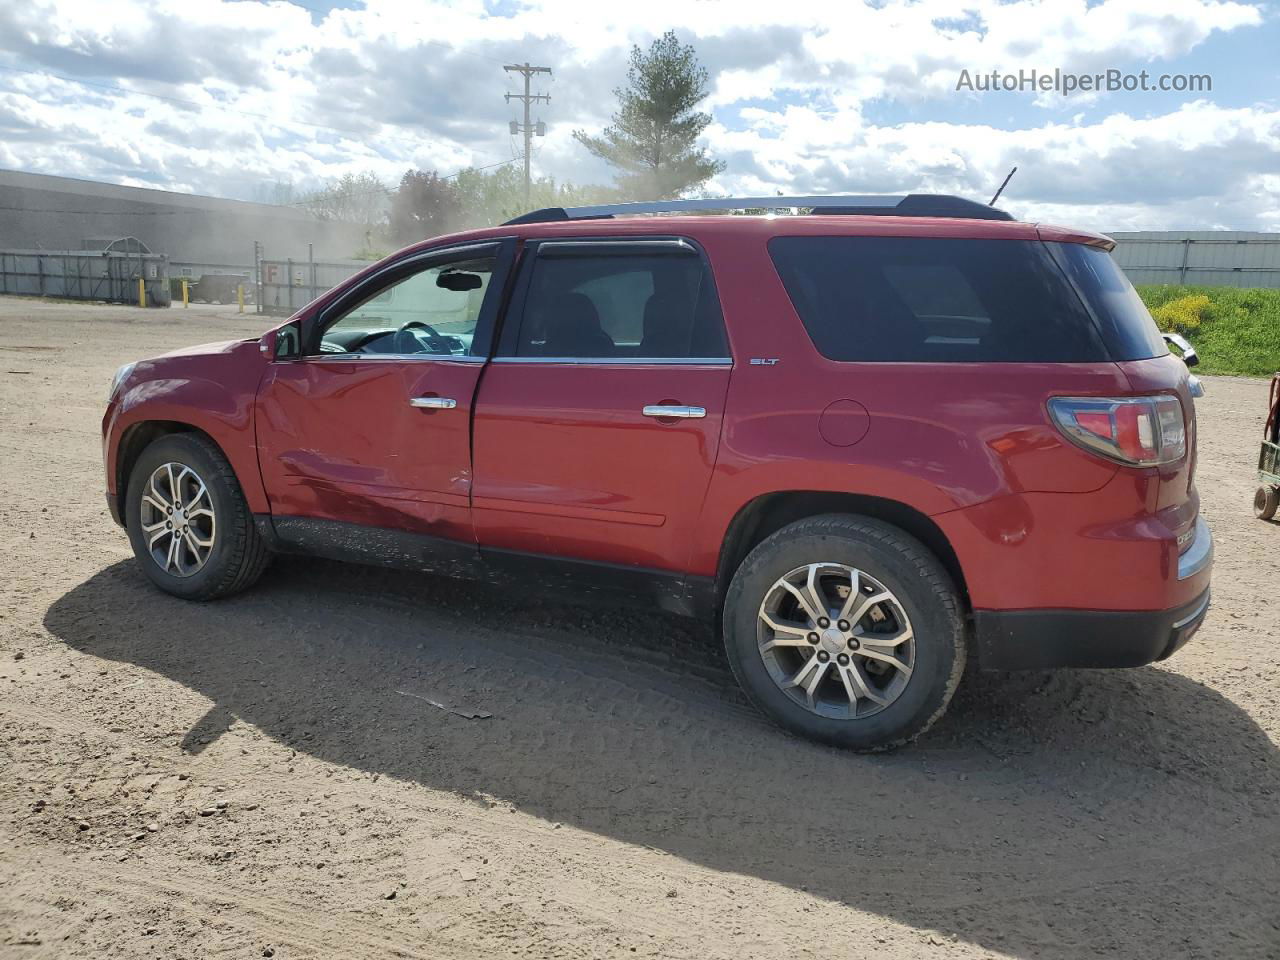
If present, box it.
[1047,396,1186,466]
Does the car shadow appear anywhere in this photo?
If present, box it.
[45,558,1280,958]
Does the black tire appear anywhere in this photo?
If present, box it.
[125,433,270,600]
[1254,485,1279,520]
[723,514,966,751]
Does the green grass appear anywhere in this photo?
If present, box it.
[1136,284,1280,378]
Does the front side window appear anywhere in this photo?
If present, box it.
[509,248,728,359]
[769,236,1109,363]
[318,256,496,357]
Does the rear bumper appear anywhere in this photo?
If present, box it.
[1176,514,1213,582]
[974,586,1211,671]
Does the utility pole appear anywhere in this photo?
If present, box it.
[504,62,552,207]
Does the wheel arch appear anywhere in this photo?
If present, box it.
[714,491,969,615]
[116,421,226,522]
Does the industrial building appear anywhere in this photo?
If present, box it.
[1,169,1277,309]
[0,168,367,271]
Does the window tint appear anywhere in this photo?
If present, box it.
[1049,242,1168,361]
[510,250,727,359]
[768,237,1108,363]
[318,257,495,357]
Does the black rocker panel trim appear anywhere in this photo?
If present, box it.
[256,515,714,618]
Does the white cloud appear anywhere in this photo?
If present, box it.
[0,0,1273,228]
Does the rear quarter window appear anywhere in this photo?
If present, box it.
[768,236,1109,363]
[1048,242,1168,361]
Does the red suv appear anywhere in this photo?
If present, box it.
[102,194,1213,750]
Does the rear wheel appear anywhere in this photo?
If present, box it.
[125,433,270,600]
[723,514,966,751]
[1254,485,1279,520]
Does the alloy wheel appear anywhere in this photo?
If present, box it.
[138,461,216,577]
[756,563,915,719]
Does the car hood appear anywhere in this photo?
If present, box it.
[152,337,258,361]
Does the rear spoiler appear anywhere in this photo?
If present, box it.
[1036,224,1115,252]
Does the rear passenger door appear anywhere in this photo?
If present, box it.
[471,237,732,577]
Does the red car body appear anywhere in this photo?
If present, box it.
[103,210,1212,671]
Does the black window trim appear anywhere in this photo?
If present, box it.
[296,238,516,361]
[494,234,733,365]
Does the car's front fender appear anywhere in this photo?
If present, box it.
[103,339,271,515]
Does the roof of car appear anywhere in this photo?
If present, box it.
[404,213,1114,256]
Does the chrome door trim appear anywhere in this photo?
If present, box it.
[304,353,486,363]
[642,405,706,419]
[409,396,458,409]
[490,356,732,366]
[536,239,698,258]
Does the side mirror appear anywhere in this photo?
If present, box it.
[1162,332,1199,367]
[272,323,301,360]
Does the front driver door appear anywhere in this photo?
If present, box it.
[256,240,514,549]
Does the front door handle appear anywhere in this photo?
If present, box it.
[642,404,706,419]
[409,396,457,409]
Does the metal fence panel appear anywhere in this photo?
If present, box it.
[1109,232,1280,289]
[258,257,366,315]
[171,261,253,279]
[0,248,170,304]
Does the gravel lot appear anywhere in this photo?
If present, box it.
[1,296,1277,959]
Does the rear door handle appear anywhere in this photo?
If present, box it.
[642,405,706,419]
[409,396,457,409]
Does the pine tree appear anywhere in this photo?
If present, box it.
[573,31,724,199]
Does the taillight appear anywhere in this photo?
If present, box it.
[1047,396,1187,466]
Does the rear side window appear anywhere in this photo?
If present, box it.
[509,247,728,360]
[1049,242,1168,361]
[768,236,1108,362]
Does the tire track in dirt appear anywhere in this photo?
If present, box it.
[4,840,485,959]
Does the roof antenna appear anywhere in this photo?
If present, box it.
[989,166,1017,206]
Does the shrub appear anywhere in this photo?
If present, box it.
[1149,294,1212,334]
[1136,284,1280,377]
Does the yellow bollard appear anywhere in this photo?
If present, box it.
[137,277,145,308]
[181,278,189,308]
[237,284,245,314]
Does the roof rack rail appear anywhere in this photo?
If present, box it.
[503,193,1014,225]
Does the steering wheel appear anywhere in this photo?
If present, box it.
[393,320,453,355]
[402,319,443,338]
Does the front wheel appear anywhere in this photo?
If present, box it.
[723,515,966,751]
[124,433,270,600]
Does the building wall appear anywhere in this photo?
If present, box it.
[1107,230,1280,289]
[4,170,1279,292]
[0,169,369,265]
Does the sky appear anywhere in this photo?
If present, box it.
[0,0,1276,231]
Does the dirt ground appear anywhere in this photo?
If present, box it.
[0,295,1277,960]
